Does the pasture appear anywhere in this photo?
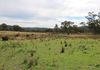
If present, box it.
[0,31,100,70]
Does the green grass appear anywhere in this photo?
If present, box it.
[0,38,100,70]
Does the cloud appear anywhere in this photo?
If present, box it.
[0,0,99,28]
[0,11,35,19]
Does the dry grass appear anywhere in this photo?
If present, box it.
[0,31,49,40]
[0,31,99,40]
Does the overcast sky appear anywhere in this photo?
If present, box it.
[0,0,100,28]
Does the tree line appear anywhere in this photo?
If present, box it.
[54,11,100,34]
[0,22,87,33]
[0,12,100,34]
[0,23,24,31]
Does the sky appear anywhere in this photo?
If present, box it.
[0,0,100,28]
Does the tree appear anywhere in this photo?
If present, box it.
[80,22,86,33]
[54,24,59,32]
[0,23,8,30]
[12,25,24,31]
[61,20,74,34]
[80,22,86,26]
[72,25,79,33]
[85,12,100,34]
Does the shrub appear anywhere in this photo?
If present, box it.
[64,41,68,47]
[65,43,67,47]
[15,33,20,37]
[26,34,30,37]
[61,47,65,53]
[95,64,100,68]
[1,36,9,41]
[69,43,72,46]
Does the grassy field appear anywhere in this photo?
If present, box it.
[0,34,100,70]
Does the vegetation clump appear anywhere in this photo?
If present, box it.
[1,36,9,41]
[61,47,65,53]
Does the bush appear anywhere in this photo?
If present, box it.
[61,47,65,53]
[1,36,9,41]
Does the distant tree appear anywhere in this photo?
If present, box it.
[61,20,74,34]
[80,22,86,33]
[72,25,79,33]
[85,12,100,34]
[80,22,86,26]
[54,24,59,32]
[12,25,24,31]
[0,23,8,30]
